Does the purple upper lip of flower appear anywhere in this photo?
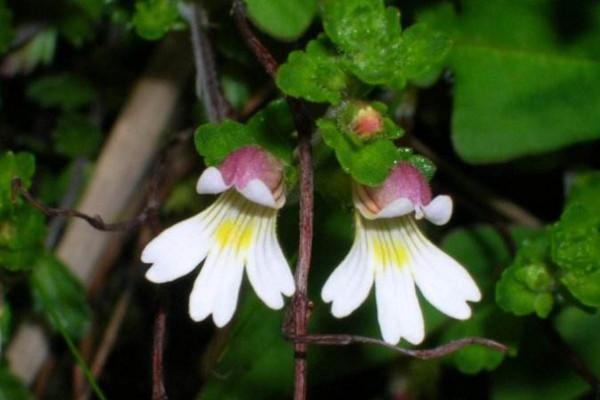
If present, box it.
[219,145,284,194]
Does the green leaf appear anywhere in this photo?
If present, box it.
[496,233,557,318]
[421,0,600,163]
[71,0,104,20]
[53,113,103,158]
[31,255,91,339]
[0,205,46,271]
[133,0,179,41]
[318,118,399,186]
[59,11,96,47]
[0,29,57,75]
[0,367,34,400]
[0,0,14,55]
[27,74,95,110]
[245,0,317,41]
[277,37,349,104]
[322,0,451,88]
[550,172,600,307]
[195,100,295,166]
[0,151,35,211]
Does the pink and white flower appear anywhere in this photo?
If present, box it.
[322,162,481,345]
[141,146,295,327]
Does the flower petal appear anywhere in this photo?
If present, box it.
[196,167,230,194]
[265,216,296,296]
[375,268,402,345]
[422,195,453,226]
[373,197,414,219]
[142,200,227,282]
[394,266,424,345]
[239,178,278,208]
[212,249,246,327]
[188,247,227,322]
[246,211,286,309]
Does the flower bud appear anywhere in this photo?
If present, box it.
[349,105,383,139]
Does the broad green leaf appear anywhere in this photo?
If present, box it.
[27,74,95,110]
[245,0,317,41]
[420,0,600,163]
[496,233,557,318]
[0,367,33,400]
[277,37,349,104]
[318,119,399,186]
[53,113,103,158]
[322,0,451,88]
[133,0,179,41]
[31,255,91,339]
[0,0,14,55]
[550,172,600,307]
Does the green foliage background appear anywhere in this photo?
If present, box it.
[1,0,600,399]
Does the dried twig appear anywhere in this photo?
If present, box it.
[286,334,509,360]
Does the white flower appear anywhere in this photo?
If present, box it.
[141,146,295,327]
[322,163,481,345]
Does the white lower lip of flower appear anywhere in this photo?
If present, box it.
[322,213,481,345]
[141,190,295,327]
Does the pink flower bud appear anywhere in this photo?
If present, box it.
[350,105,383,138]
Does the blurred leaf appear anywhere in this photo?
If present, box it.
[220,73,250,110]
[0,151,35,211]
[0,367,33,400]
[31,255,91,339]
[421,0,600,163]
[318,118,400,186]
[53,113,103,158]
[195,100,295,166]
[0,205,46,271]
[0,0,14,55]
[277,36,349,104]
[71,0,104,20]
[0,29,57,76]
[550,172,600,307]
[245,0,317,41]
[59,10,96,47]
[322,0,451,88]
[133,0,179,41]
[27,74,95,110]
[496,233,557,318]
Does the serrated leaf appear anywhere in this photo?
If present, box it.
[0,367,34,400]
[496,233,557,318]
[53,113,103,158]
[550,172,600,307]
[195,100,295,167]
[245,0,317,41]
[322,0,451,88]
[31,255,91,339]
[318,118,399,186]
[133,0,179,41]
[0,0,14,55]
[421,0,600,163]
[277,37,349,104]
[27,74,95,110]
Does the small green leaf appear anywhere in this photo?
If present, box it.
[31,255,91,339]
[245,0,317,41]
[276,37,349,104]
[72,0,104,20]
[195,100,295,166]
[0,0,14,55]
[0,205,46,271]
[0,367,34,400]
[59,11,96,47]
[318,118,399,186]
[53,113,103,158]
[133,0,179,41]
[27,74,95,110]
[496,233,557,318]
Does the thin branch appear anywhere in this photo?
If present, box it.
[12,177,153,232]
[188,3,235,122]
[153,297,169,400]
[285,334,509,360]
[232,3,315,400]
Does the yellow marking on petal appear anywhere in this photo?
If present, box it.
[215,220,255,251]
[373,236,409,270]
